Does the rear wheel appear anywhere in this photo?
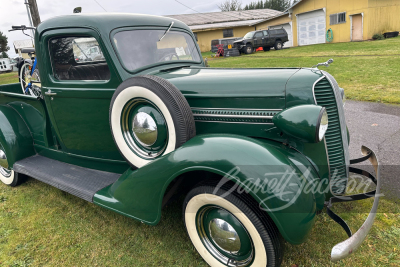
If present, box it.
[263,47,271,52]
[274,41,283,50]
[0,146,26,187]
[183,185,284,267]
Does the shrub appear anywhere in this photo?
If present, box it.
[372,33,385,40]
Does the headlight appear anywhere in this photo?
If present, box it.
[272,105,328,143]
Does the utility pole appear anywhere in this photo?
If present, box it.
[23,0,35,38]
[27,0,41,27]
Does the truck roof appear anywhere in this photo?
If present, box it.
[36,13,192,36]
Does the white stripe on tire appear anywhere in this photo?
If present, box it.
[111,86,176,168]
[185,193,267,267]
[0,170,14,185]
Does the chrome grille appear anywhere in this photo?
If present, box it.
[314,74,349,194]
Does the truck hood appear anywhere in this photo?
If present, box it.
[156,67,300,109]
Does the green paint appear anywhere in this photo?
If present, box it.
[94,134,321,244]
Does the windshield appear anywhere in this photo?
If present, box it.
[113,30,201,71]
[244,32,254,39]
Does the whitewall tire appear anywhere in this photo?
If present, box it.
[183,185,284,267]
[110,75,196,168]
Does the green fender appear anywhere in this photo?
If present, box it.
[94,134,325,244]
[0,105,35,168]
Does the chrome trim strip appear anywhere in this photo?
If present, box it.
[321,71,350,177]
[191,107,283,111]
[194,120,274,125]
[312,76,326,105]
[323,137,331,180]
[193,114,274,119]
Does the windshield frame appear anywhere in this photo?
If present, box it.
[244,32,255,39]
[110,26,203,74]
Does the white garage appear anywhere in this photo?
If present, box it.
[297,9,326,46]
[269,23,293,47]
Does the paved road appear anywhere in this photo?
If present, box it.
[345,100,400,200]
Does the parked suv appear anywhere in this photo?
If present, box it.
[234,29,289,54]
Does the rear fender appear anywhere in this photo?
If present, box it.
[0,105,35,168]
[94,134,322,244]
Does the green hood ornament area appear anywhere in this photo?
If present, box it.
[0,13,381,266]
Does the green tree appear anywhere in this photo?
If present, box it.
[1,52,8,58]
[244,0,295,11]
[218,0,243,11]
[0,31,10,54]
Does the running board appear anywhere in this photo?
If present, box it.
[13,155,121,202]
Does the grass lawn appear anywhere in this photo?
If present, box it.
[0,72,18,85]
[204,36,400,104]
[1,177,399,267]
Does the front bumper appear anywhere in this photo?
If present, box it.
[327,146,381,262]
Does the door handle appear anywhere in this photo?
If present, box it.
[45,89,57,96]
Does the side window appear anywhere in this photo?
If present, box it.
[254,32,263,38]
[263,30,269,36]
[49,36,110,81]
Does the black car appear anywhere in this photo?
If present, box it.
[234,29,289,54]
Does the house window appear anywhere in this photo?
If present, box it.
[193,32,198,41]
[330,12,346,25]
[223,29,234,38]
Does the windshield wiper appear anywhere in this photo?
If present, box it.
[159,21,174,42]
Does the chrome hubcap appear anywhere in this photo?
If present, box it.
[0,149,8,169]
[121,98,168,159]
[197,206,254,266]
[0,149,11,178]
[209,218,241,254]
[0,167,12,178]
[132,112,158,146]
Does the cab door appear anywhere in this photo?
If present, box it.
[253,31,264,47]
[40,28,124,161]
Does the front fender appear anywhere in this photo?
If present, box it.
[94,134,323,244]
[0,105,35,168]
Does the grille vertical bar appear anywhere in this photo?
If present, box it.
[314,77,348,194]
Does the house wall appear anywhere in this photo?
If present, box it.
[367,0,400,38]
[194,25,255,52]
[256,0,372,46]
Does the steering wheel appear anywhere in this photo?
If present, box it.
[158,52,179,62]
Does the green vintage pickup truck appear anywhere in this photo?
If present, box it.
[0,14,380,267]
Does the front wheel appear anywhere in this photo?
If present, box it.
[183,185,284,267]
[244,44,253,54]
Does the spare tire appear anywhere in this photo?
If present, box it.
[110,75,196,168]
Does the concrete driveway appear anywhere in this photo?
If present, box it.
[345,100,400,200]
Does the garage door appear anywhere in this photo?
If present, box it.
[297,9,326,46]
[269,23,292,47]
